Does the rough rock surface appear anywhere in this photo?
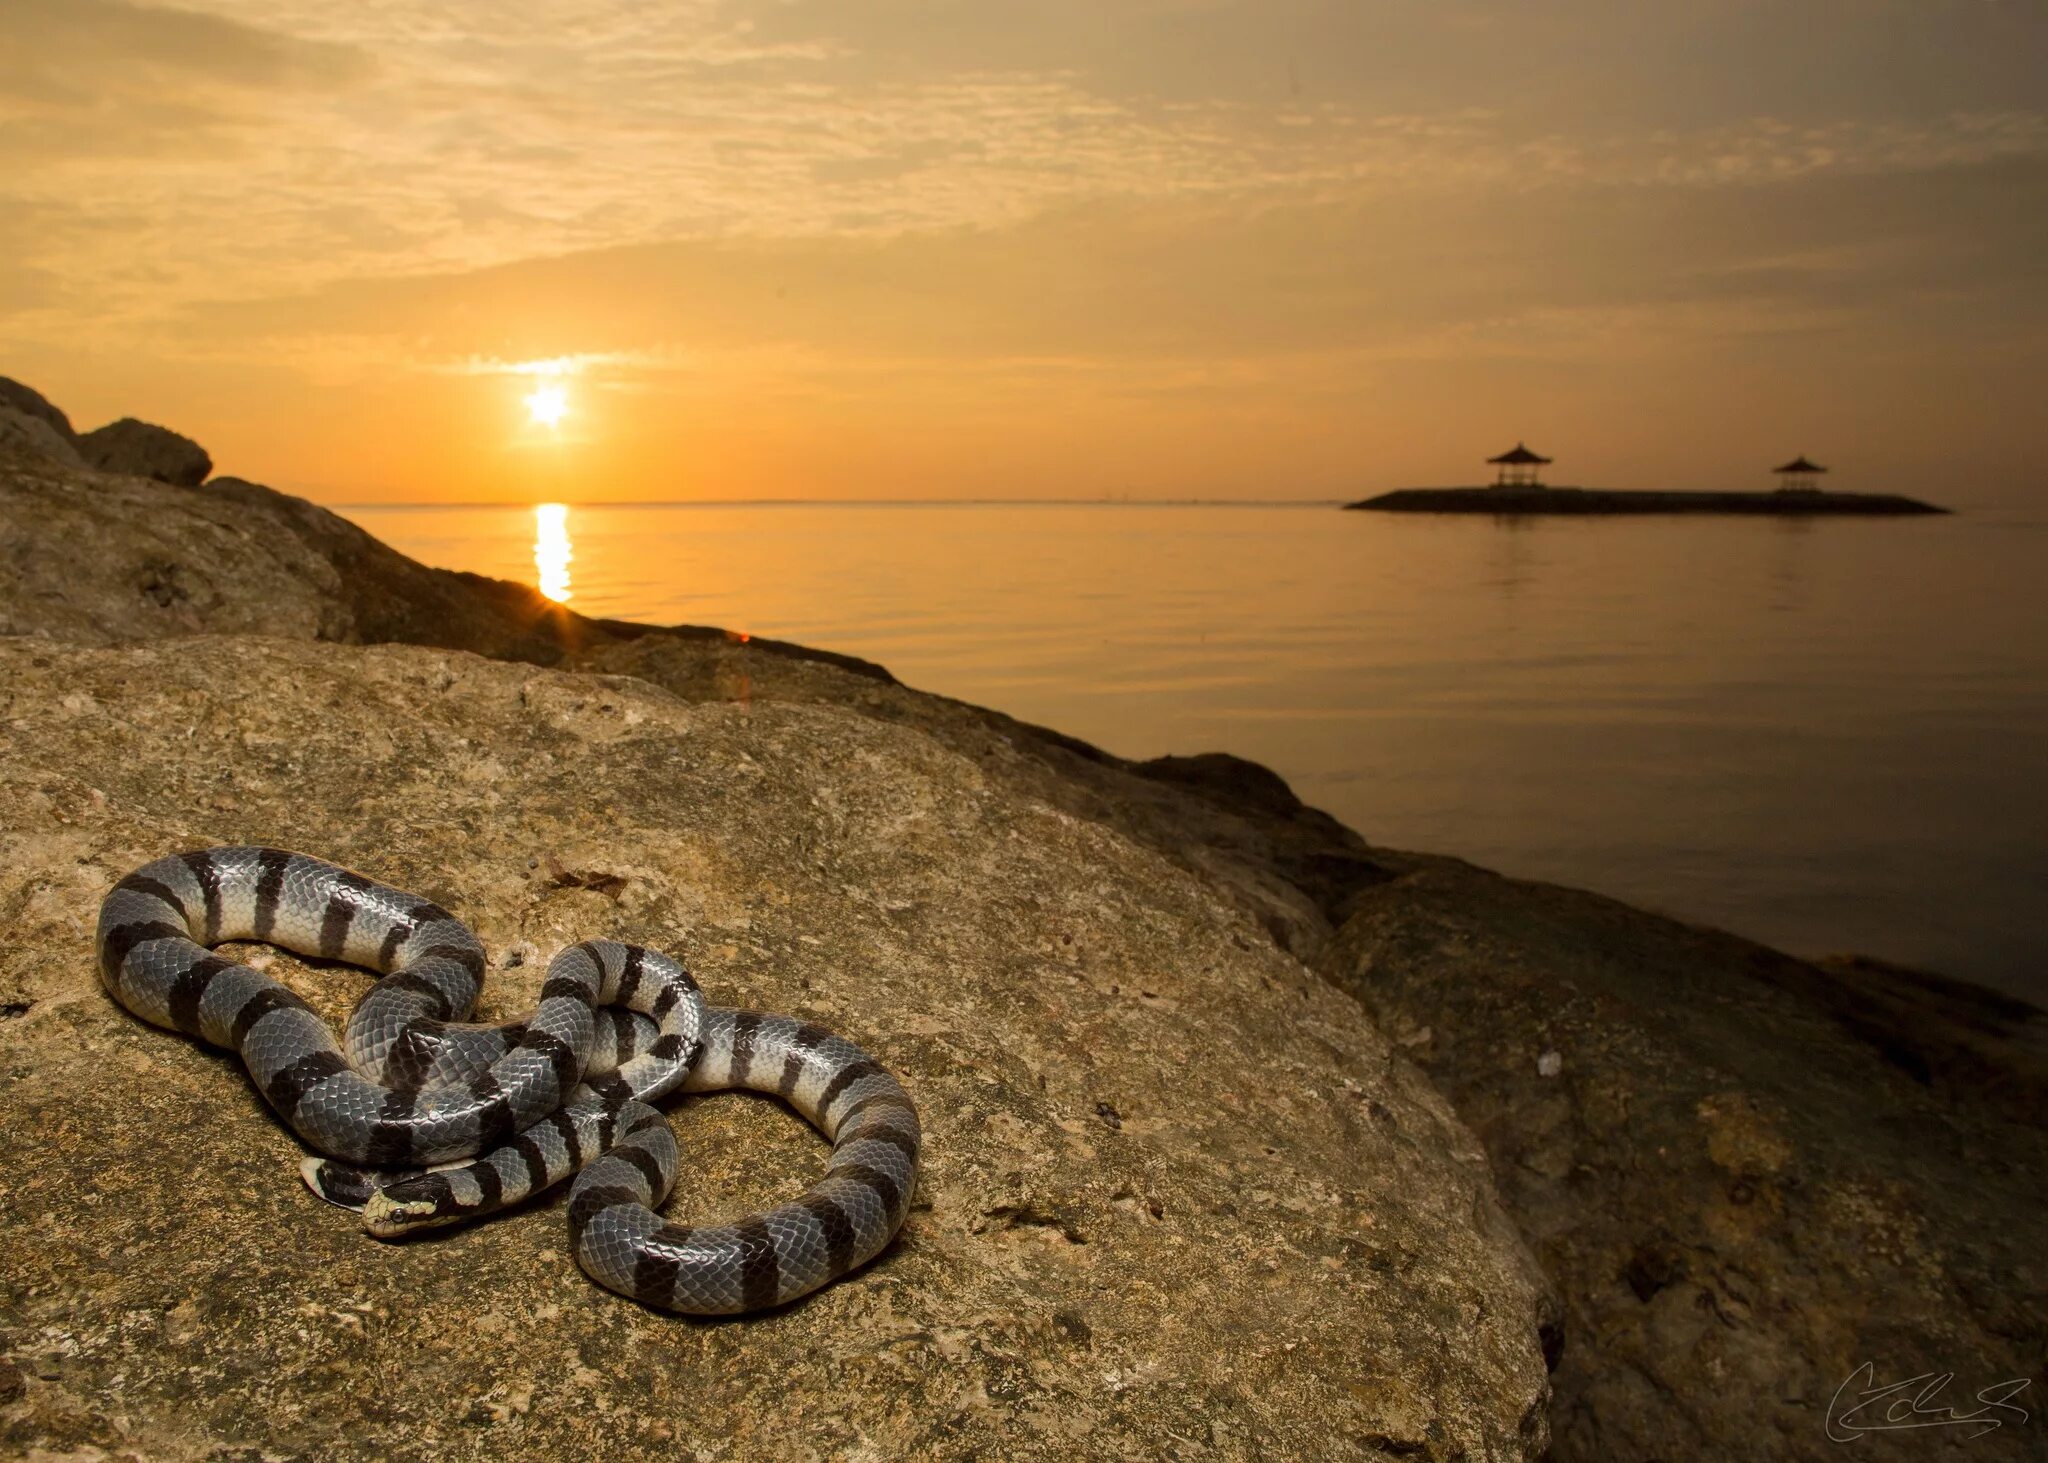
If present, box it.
[578,634,1390,969]
[1330,853,2048,1461]
[0,636,1556,1460]
[1,450,780,667]
[0,376,76,442]
[0,406,85,470]
[75,415,214,487]
[3,448,353,643]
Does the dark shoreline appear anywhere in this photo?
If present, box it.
[1347,485,1948,515]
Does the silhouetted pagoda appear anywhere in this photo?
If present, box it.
[1774,456,1827,493]
[1347,444,1943,512]
[1488,442,1552,488]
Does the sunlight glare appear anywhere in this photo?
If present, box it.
[525,382,569,429]
[533,502,572,602]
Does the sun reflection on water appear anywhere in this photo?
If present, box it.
[533,502,572,602]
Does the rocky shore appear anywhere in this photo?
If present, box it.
[2,378,2041,1460]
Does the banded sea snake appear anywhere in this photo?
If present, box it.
[95,847,920,1314]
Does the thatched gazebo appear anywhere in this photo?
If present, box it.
[1774,456,1827,493]
[1488,442,1552,488]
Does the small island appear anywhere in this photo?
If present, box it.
[1347,444,1949,515]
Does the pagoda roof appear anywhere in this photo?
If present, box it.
[1774,456,1827,474]
[1487,443,1552,465]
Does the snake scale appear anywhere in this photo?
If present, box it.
[95,846,921,1314]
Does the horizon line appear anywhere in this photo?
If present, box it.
[322,496,1353,510]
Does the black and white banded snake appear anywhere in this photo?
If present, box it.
[95,847,921,1314]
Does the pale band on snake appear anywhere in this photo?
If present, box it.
[95,846,921,1315]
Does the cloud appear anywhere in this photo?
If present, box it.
[0,262,63,317]
[8,30,2042,338]
[0,0,373,171]
[0,0,371,92]
[6,1,2041,309]
[2,0,2043,503]
[429,352,665,378]
[167,150,2046,386]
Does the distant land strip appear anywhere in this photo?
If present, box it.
[1345,486,1949,516]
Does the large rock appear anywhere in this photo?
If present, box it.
[1330,854,2048,1461]
[0,407,85,471]
[0,376,76,442]
[2,453,353,642]
[0,635,1558,1459]
[0,458,686,664]
[76,415,213,487]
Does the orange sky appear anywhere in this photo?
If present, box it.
[3,0,2045,504]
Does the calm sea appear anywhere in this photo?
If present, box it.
[341,499,2048,1003]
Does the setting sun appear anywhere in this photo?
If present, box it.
[524,382,568,430]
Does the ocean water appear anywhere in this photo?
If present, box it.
[341,499,2048,1002]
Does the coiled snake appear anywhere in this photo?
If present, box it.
[95,847,920,1314]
